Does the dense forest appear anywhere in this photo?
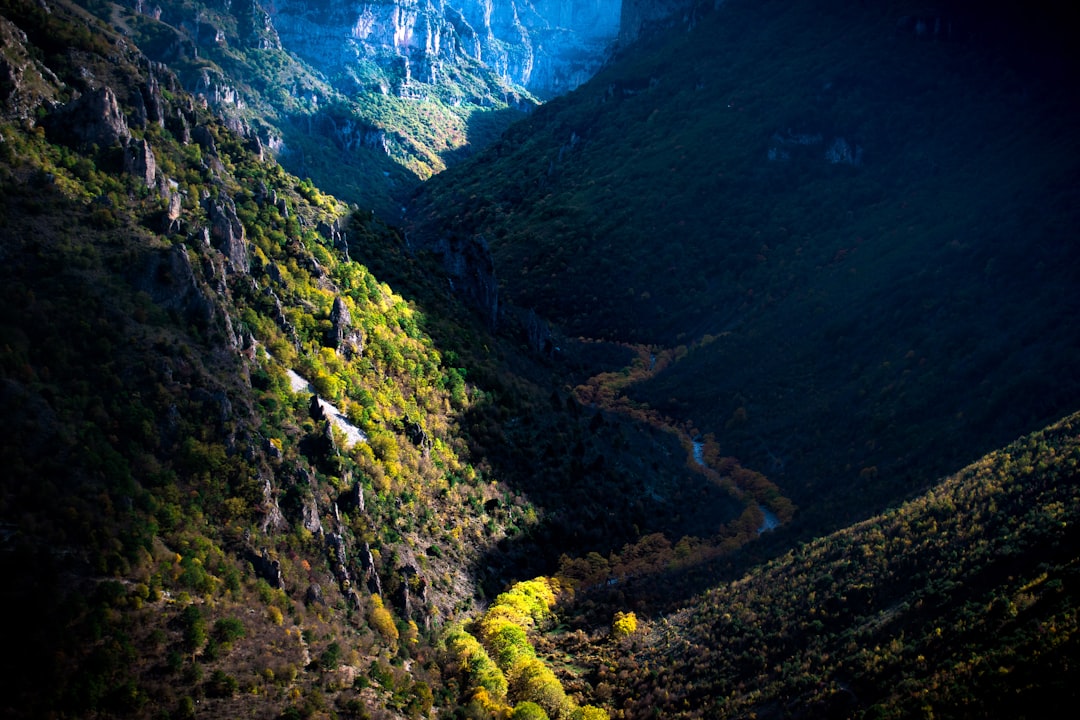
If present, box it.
[1,0,1077,718]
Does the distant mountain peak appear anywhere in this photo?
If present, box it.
[267,0,623,98]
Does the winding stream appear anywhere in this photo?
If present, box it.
[692,440,777,535]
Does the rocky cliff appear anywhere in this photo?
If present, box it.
[266,0,622,98]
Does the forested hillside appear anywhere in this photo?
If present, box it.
[1,0,1078,718]
[576,410,1080,718]
[409,0,1080,535]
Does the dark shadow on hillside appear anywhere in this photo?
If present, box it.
[439,106,531,167]
[340,211,757,603]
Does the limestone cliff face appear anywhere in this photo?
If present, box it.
[265,0,621,98]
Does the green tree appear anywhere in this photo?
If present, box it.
[512,701,550,720]
[180,605,206,655]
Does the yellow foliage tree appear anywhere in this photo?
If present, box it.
[612,611,638,639]
[368,595,399,646]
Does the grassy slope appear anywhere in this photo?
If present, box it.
[409,0,1080,533]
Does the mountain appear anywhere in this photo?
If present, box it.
[88,0,623,219]
[408,0,1080,534]
[265,0,622,99]
[2,0,1080,718]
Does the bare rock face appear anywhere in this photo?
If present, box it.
[326,296,352,352]
[360,542,383,596]
[302,495,324,536]
[44,86,131,150]
[0,15,58,120]
[253,548,285,588]
[265,0,620,98]
[234,0,283,50]
[260,473,288,533]
[124,138,157,186]
[203,194,249,273]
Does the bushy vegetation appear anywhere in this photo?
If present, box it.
[597,411,1080,718]
[3,1,1080,719]
[410,0,1080,543]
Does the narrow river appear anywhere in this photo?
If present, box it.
[692,440,777,535]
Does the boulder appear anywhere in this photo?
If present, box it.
[305,583,326,606]
[302,495,323,536]
[253,548,284,588]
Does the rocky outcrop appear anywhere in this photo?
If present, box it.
[192,67,245,109]
[359,541,383,596]
[326,296,364,355]
[302,493,323,536]
[0,15,58,120]
[395,563,429,623]
[123,138,157,186]
[265,0,620,98]
[235,0,283,50]
[260,472,288,533]
[252,548,285,588]
[305,582,326,606]
[135,244,214,325]
[203,194,249,273]
[43,86,130,150]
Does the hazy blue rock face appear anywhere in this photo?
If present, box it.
[266,0,621,98]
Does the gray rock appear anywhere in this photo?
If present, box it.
[260,473,288,532]
[253,548,285,588]
[191,125,218,156]
[360,542,382,596]
[0,15,58,120]
[203,195,249,273]
[305,583,326,606]
[44,86,130,150]
[265,0,620,99]
[302,494,324,536]
[123,138,157,186]
[326,296,352,352]
[327,532,349,586]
